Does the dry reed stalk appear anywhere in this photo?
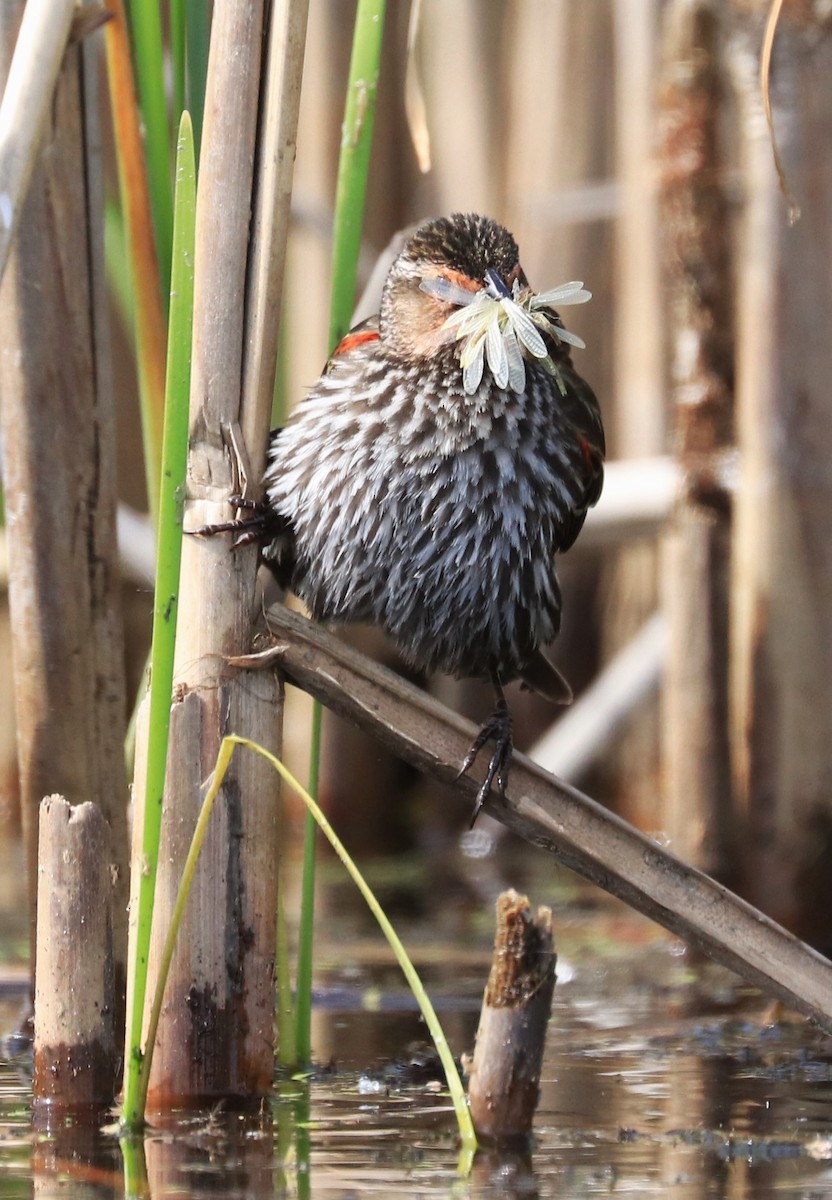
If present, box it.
[234,604,832,1031]
[613,0,665,457]
[33,796,116,1122]
[241,0,310,477]
[139,0,307,1107]
[607,0,666,834]
[279,2,348,439]
[467,891,556,1143]
[729,9,832,940]
[0,16,129,1007]
[658,0,736,878]
[0,0,76,283]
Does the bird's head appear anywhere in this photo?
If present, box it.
[380,212,590,395]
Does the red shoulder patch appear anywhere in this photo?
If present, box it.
[577,432,602,472]
[333,329,381,357]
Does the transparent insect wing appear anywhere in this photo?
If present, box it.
[462,343,486,394]
[437,306,480,350]
[419,276,479,308]
[533,281,592,307]
[504,299,548,359]
[503,327,527,392]
[441,291,493,337]
[437,305,476,336]
[485,317,509,389]
[552,325,586,349]
[459,324,486,369]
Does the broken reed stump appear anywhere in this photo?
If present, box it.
[33,796,116,1127]
[467,891,556,1143]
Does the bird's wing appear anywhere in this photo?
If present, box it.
[552,360,605,552]
[324,315,381,374]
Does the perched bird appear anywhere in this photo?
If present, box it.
[203,213,604,823]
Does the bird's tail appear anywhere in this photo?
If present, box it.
[520,651,573,705]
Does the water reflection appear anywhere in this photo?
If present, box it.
[3,863,832,1198]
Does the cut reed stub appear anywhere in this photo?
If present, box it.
[466,889,556,1144]
[33,796,116,1127]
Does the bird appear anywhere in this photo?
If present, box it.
[200,213,604,823]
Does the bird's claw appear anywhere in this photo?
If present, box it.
[188,495,279,545]
[457,693,513,827]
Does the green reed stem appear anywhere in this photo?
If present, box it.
[186,1,211,161]
[294,700,322,1066]
[328,0,387,349]
[275,875,297,1069]
[170,0,186,120]
[120,114,196,1133]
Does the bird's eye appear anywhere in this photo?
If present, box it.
[419,276,478,308]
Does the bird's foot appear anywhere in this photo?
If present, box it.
[188,495,282,549]
[457,694,513,827]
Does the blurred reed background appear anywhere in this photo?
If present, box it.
[2,0,832,948]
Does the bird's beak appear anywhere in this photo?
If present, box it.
[483,268,512,300]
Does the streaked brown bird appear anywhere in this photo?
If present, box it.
[203,213,604,822]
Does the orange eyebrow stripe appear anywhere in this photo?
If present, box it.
[334,329,381,356]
